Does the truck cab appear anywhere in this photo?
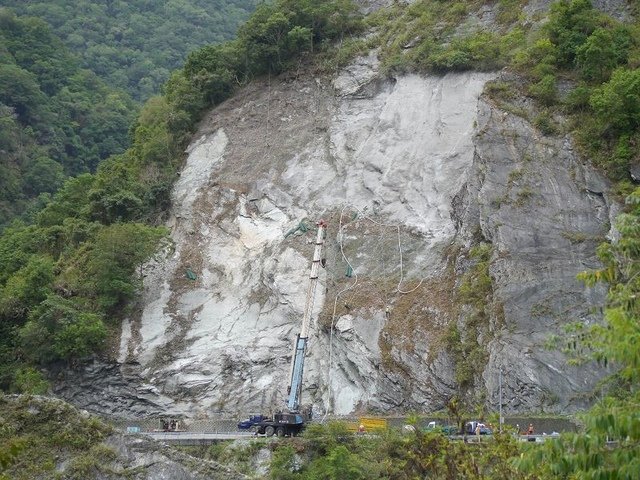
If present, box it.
[237,414,266,430]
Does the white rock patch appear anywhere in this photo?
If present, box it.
[124,66,493,416]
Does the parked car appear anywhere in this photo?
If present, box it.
[478,425,493,435]
[466,421,493,435]
[425,421,459,435]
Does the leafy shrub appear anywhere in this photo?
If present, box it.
[590,67,640,134]
[528,74,557,105]
[428,32,503,72]
[497,0,525,25]
[546,0,599,67]
[11,367,48,394]
[269,444,299,480]
[533,110,558,135]
[576,26,632,82]
[513,38,557,77]
[18,295,107,363]
[0,255,53,324]
[564,82,592,112]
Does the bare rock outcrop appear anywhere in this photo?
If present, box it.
[54,45,615,418]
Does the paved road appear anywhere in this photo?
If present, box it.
[142,431,256,445]
[140,431,560,446]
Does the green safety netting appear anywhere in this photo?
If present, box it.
[284,220,310,238]
[185,269,197,280]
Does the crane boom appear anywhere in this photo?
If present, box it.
[286,220,326,412]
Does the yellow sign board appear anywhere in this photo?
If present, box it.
[359,417,388,431]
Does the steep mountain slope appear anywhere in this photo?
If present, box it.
[56,53,615,417]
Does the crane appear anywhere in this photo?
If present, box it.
[246,220,327,437]
[286,219,326,412]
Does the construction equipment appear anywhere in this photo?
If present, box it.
[251,220,327,437]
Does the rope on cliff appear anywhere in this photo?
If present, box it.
[323,205,429,417]
[339,205,426,294]
[264,68,271,151]
[324,205,359,419]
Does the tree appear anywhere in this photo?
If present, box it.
[590,68,640,134]
[23,156,65,195]
[81,223,166,311]
[0,63,50,126]
[546,0,599,67]
[36,174,94,227]
[0,254,53,325]
[311,445,365,480]
[269,444,300,480]
[1,0,258,100]
[576,26,632,82]
[53,311,107,360]
[18,294,106,363]
[0,11,136,225]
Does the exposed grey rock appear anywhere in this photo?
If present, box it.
[104,435,246,480]
[355,0,413,14]
[460,91,613,412]
[592,0,632,20]
[56,57,615,417]
[53,360,191,419]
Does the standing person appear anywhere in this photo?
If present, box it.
[527,423,534,435]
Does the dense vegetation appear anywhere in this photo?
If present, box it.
[0,395,113,480]
[1,0,258,101]
[0,0,363,393]
[0,10,136,225]
[194,423,531,480]
[508,0,640,185]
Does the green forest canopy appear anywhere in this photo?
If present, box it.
[0,10,136,225]
[1,0,258,101]
[0,0,363,391]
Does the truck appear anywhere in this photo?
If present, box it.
[248,220,327,437]
[252,411,309,437]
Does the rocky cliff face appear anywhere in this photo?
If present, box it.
[55,50,615,418]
